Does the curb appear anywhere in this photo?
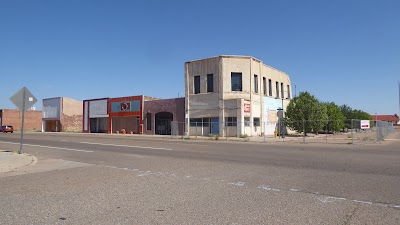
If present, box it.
[26,154,38,167]
[0,151,38,173]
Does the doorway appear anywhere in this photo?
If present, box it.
[155,112,173,135]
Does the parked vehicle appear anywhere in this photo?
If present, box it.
[0,125,14,133]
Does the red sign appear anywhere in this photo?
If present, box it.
[244,103,250,116]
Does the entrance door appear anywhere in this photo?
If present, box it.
[155,112,173,135]
[211,117,219,134]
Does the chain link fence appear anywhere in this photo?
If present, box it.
[170,119,396,144]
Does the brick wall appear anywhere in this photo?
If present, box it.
[0,109,42,131]
[62,114,83,132]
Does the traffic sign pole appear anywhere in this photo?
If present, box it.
[10,87,37,154]
[18,89,26,154]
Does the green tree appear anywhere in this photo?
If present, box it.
[340,104,353,131]
[340,105,373,131]
[285,91,328,135]
[323,102,345,133]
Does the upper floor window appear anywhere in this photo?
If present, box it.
[231,73,242,91]
[276,82,279,98]
[263,77,267,95]
[254,74,258,93]
[281,83,284,99]
[207,74,214,92]
[194,76,200,94]
[287,85,291,98]
[268,79,272,96]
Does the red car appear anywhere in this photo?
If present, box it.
[0,125,14,133]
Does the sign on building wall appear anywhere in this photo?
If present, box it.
[244,103,251,117]
[111,100,140,113]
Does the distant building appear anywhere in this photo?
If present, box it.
[371,114,400,125]
[82,98,110,133]
[143,97,185,135]
[42,97,83,132]
[82,96,185,135]
[0,109,42,131]
[109,95,144,134]
[185,55,292,137]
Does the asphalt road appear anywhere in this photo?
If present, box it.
[0,132,399,224]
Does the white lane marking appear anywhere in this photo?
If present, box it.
[79,141,173,151]
[317,196,347,203]
[96,163,400,210]
[228,182,246,187]
[352,200,373,205]
[61,140,67,142]
[0,141,93,153]
[258,185,280,192]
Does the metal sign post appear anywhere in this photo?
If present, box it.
[9,87,37,154]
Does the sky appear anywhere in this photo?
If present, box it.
[0,0,399,115]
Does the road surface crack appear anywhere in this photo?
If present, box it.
[343,207,358,225]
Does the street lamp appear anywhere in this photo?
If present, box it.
[275,93,291,138]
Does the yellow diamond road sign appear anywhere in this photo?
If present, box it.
[10,87,37,111]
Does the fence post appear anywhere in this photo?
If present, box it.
[263,122,266,142]
[303,120,305,144]
[225,122,228,141]
[195,122,198,139]
[376,120,379,143]
[325,121,328,143]
[351,119,354,144]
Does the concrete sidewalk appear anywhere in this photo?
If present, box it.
[0,150,37,173]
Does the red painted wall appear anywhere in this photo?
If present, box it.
[108,96,143,134]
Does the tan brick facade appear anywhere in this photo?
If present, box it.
[42,97,83,132]
[62,114,83,132]
[0,109,42,131]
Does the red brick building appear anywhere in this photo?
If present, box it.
[0,109,42,131]
[372,114,400,125]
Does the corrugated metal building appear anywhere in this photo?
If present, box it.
[42,97,83,132]
[83,98,109,133]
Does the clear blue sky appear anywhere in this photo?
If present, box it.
[1,0,399,115]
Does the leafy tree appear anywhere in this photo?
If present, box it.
[323,102,345,133]
[339,105,373,131]
[285,91,328,135]
[340,104,356,131]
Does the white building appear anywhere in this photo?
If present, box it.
[185,55,292,137]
